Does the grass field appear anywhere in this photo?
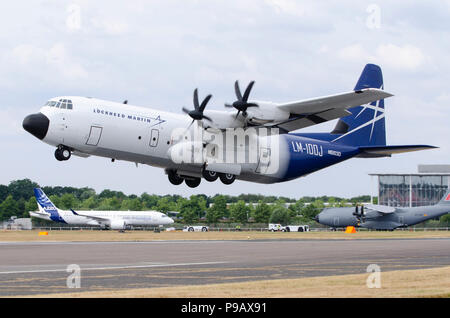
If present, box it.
[0,229,450,242]
[27,266,450,298]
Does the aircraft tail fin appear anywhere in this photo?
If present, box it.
[331,64,386,147]
[438,188,450,205]
[33,188,65,222]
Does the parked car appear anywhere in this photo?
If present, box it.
[182,225,209,232]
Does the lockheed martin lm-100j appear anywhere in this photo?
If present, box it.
[23,64,436,187]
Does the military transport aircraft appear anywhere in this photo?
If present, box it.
[315,189,450,230]
[23,64,435,187]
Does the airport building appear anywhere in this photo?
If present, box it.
[370,165,450,208]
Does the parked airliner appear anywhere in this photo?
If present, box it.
[29,188,174,230]
[23,64,436,187]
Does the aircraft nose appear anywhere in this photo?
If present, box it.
[314,214,320,223]
[23,113,50,140]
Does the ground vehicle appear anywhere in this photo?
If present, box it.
[268,224,284,232]
[182,225,209,232]
[283,225,310,232]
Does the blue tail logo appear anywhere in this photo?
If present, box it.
[331,64,386,147]
[33,188,66,223]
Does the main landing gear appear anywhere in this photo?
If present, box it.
[54,145,71,161]
[167,170,236,188]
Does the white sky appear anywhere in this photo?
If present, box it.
[1,1,450,199]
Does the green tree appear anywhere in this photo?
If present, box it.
[252,201,272,223]
[48,195,61,208]
[98,197,121,210]
[288,200,305,218]
[24,196,37,214]
[81,196,98,210]
[206,195,227,225]
[8,179,39,200]
[269,206,290,225]
[0,185,8,202]
[229,200,250,224]
[301,203,320,220]
[59,193,77,209]
[206,195,228,224]
[156,197,175,214]
[0,195,20,220]
[141,193,160,210]
[121,198,143,211]
[178,196,206,224]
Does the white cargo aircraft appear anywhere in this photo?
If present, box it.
[30,188,174,230]
[23,64,435,188]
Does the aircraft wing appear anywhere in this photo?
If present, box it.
[365,204,396,214]
[274,88,393,132]
[71,209,110,222]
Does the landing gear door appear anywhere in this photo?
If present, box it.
[256,147,271,174]
[86,126,103,146]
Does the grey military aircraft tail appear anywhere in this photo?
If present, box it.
[315,189,450,230]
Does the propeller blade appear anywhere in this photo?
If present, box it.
[199,94,212,112]
[182,107,190,114]
[234,81,242,101]
[202,115,212,122]
[224,103,234,108]
[193,88,199,110]
[242,81,255,102]
[235,110,241,119]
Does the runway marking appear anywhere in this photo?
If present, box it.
[0,261,229,275]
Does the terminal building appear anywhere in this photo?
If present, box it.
[370,165,450,208]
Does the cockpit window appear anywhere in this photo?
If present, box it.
[45,99,73,110]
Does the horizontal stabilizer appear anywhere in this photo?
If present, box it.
[357,145,437,158]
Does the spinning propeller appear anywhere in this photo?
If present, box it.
[353,205,365,223]
[225,80,258,119]
[182,88,213,128]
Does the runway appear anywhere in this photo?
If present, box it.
[0,238,449,296]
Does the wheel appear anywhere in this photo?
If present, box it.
[286,227,291,232]
[55,147,71,161]
[185,178,201,188]
[219,173,235,185]
[168,171,183,185]
[54,149,64,161]
[202,170,218,182]
[201,227,208,232]
[298,227,304,232]
[188,227,194,232]
[61,148,71,160]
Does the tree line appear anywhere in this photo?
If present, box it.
[0,178,375,226]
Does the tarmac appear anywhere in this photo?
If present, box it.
[0,238,449,296]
